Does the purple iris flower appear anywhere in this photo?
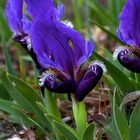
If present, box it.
[116,0,140,73]
[5,0,63,35]
[31,11,104,101]
[6,0,104,101]
[5,0,63,69]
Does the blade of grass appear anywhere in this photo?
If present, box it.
[0,24,16,75]
[71,0,82,30]
[0,7,16,75]
[85,0,92,39]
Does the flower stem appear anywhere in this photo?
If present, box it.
[72,95,87,139]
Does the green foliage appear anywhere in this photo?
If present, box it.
[112,94,129,140]
[129,99,140,140]
[89,0,125,32]
[72,96,87,139]
[81,123,95,140]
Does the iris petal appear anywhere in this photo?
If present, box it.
[45,79,78,93]
[118,48,140,73]
[5,0,31,35]
[55,21,94,66]
[57,4,64,20]
[5,0,23,33]
[117,0,140,47]
[31,11,78,75]
[75,64,103,101]
[39,72,77,93]
[25,0,56,19]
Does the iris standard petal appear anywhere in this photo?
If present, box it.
[25,0,56,19]
[117,0,140,47]
[77,40,94,65]
[118,48,140,73]
[55,21,94,66]
[5,0,23,33]
[75,64,103,101]
[5,0,31,35]
[31,11,76,75]
[57,4,64,20]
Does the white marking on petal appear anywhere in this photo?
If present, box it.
[38,72,56,87]
[89,61,107,73]
[38,72,48,87]
[113,46,126,60]
[26,38,32,51]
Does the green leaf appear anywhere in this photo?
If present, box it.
[46,114,78,136]
[0,68,51,131]
[45,114,68,140]
[72,96,87,138]
[108,0,119,25]
[44,90,61,118]
[89,0,115,27]
[113,93,129,140]
[13,104,53,137]
[45,114,63,124]
[129,99,140,140]
[46,114,67,139]
[0,68,34,112]
[0,83,10,99]
[36,102,48,114]
[135,73,140,83]
[46,114,78,140]
[52,124,66,140]
[7,73,52,130]
[7,73,42,104]
[71,0,82,30]
[94,52,135,95]
[0,6,12,40]
[81,123,95,140]
[53,120,78,140]
[0,98,20,122]
[104,93,124,140]
[108,0,125,18]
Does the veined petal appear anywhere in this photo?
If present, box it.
[55,21,94,66]
[31,11,76,76]
[117,0,140,47]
